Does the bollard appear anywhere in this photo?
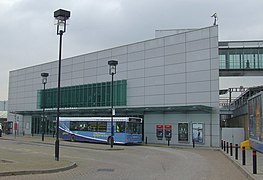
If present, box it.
[193,139,195,148]
[145,137,148,144]
[168,139,170,146]
[230,143,233,156]
[253,150,257,174]
[235,144,238,160]
[242,146,246,165]
[226,142,229,154]
[224,141,226,151]
[221,140,223,149]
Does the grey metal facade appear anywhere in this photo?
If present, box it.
[8,26,219,147]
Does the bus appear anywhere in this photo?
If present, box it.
[59,117,143,144]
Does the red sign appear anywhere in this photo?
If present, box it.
[156,124,164,139]
[164,125,172,139]
[156,125,163,129]
[164,125,172,130]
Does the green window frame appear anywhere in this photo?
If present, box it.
[37,80,127,109]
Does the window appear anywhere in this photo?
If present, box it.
[87,121,97,132]
[126,122,142,134]
[70,121,88,131]
[219,48,263,70]
[70,121,78,131]
[37,80,127,109]
[97,121,107,132]
[116,122,125,133]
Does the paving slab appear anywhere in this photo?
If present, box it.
[220,146,263,180]
[0,135,77,177]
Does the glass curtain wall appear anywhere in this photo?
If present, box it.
[31,116,56,136]
[219,48,263,70]
[37,80,127,109]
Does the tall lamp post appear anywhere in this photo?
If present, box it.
[41,72,49,142]
[54,9,70,161]
[108,60,118,148]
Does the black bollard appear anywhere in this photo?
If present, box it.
[168,139,170,146]
[226,142,229,154]
[242,146,246,165]
[145,136,148,144]
[253,150,257,174]
[230,143,233,156]
[235,144,238,160]
[193,139,195,148]
[224,141,226,151]
[221,140,223,149]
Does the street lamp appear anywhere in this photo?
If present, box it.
[108,60,118,148]
[54,9,70,161]
[41,72,49,142]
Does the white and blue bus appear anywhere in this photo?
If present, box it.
[59,117,143,144]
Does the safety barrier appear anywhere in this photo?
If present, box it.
[222,140,258,174]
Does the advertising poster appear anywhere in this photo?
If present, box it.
[192,123,204,144]
[178,123,189,142]
[248,95,262,141]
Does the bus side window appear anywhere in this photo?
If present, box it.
[70,121,78,131]
[116,122,125,133]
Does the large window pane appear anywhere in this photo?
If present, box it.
[37,80,127,109]
[97,121,107,132]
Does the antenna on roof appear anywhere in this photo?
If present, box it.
[211,13,217,26]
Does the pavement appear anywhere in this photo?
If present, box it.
[220,144,263,180]
[0,134,123,177]
[1,134,263,180]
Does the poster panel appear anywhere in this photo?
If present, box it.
[192,123,204,144]
[248,95,262,141]
[178,123,189,142]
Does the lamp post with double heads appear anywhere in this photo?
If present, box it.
[108,60,118,148]
[41,72,49,142]
[54,9,70,161]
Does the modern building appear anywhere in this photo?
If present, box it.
[7,26,220,147]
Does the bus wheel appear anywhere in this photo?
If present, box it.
[71,134,75,142]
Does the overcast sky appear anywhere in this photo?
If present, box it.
[1,0,263,100]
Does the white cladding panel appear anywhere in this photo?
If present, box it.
[8,26,219,113]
